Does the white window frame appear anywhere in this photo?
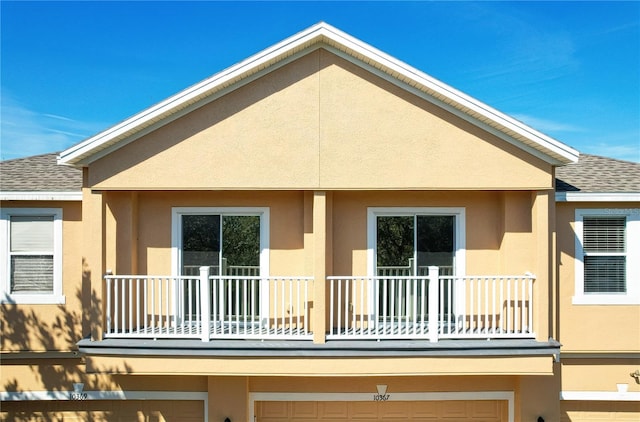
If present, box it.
[367,207,466,278]
[171,207,270,277]
[0,208,65,304]
[573,208,640,305]
[171,207,270,324]
[367,207,466,320]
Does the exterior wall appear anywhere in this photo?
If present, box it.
[332,190,541,277]
[556,202,640,352]
[0,200,84,352]
[103,190,307,277]
[1,372,560,422]
[1,360,207,421]
[561,401,640,421]
[556,201,640,416]
[100,190,544,279]
[87,50,552,191]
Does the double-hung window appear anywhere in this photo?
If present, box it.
[574,209,640,305]
[0,208,64,304]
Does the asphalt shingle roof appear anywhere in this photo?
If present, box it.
[555,154,640,193]
[1,152,638,195]
[0,153,82,192]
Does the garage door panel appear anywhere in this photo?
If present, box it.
[470,400,502,418]
[319,401,349,419]
[349,402,378,419]
[440,401,472,418]
[259,401,290,419]
[257,400,505,422]
[408,401,439,418]
[379,402,410,419]
[292,402,319,419]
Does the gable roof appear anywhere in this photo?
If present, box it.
[58,22,579,168]
[0,152,83,200]
[555,154,640,202]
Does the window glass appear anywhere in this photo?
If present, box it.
[10,215,54,294]
[182,215,220,276]
[583,216,626,294]
[181,214,260,276]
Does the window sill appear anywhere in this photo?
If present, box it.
[1,294,66,305]
[572,295,640,306]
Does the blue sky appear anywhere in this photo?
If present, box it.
[1,1,639,162]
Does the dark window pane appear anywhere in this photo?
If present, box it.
[222,215,260,276]
[416,215,454,276]
[182,215,220,275]
[376,216,413,274]
[584,256,626,293]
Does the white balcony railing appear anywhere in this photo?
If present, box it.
[104,268,313,341]
[328,266,535,341]
[104,267,535,342]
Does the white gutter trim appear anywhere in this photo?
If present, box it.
[58,22,578,167]
[556,192,640,202]
[560,391,640,401]
[0,191,82,201]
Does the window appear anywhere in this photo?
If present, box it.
[172,207,269,321]
[0,208,64,304]
[368,208,465,320]
[574,209,640,305]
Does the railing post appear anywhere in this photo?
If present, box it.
[200,266,210,342]
[428,266,439,343]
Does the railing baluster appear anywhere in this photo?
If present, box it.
[128,278,133,334]
[528,276,533,334]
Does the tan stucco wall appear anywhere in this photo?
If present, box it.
[87,50,552,191]
[556,202,640,352]
[0,363,560,422]
[85,354,554,377]
[102,191,307,277]
[331,190,542,277]
[101,190,542,278]
[0,200,84,352]
[561,358,640,393]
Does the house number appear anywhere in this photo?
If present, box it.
[373,393,390,401]
[70,392,87,400]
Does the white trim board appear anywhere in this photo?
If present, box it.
[560,391,640,402]
[556,192,640,202]
[249,391,515,422]
[0,390,208,421]
[0,191,82,201]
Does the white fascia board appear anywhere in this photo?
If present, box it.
[556,192,640,202]
[58,22,578,167]
[0,191,82,201]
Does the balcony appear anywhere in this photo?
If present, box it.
[103,267,535,343]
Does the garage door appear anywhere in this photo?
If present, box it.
[257,400,507,421]
[561,401,640,422]
[0,400,204,422]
